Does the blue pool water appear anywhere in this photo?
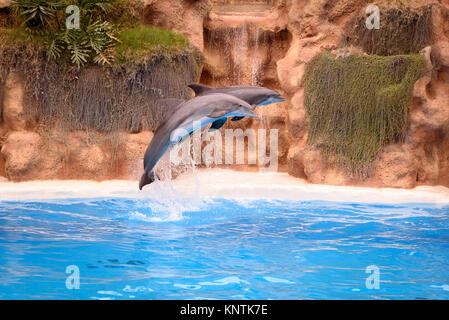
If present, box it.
[0,197,449,300]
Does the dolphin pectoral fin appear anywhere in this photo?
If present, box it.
[188,84,214,96]
[209,118,226,132]
[139,171,157,190]
[231,116,245,122]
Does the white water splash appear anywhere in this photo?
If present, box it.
[130,148,204,222]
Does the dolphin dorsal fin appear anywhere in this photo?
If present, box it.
[188,84,214,96]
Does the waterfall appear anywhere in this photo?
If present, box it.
[250,26,262,86]
[197,1,291,170]
[231,23,249,85]
[203,23,265,87]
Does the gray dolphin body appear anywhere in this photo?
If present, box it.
[159,85,285,130]
[187,84,285,130]
[139,93,257,190]
[188,84,285,106]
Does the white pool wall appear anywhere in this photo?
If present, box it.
[1,169,449,204]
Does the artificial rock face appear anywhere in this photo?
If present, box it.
[0,0,12,9]
[1,0,449,188]
[2,72,26,131]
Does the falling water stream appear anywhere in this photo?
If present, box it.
[203,22,274,133]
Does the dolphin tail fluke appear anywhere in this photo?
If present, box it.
[139,171,157,190]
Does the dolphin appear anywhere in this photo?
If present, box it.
[187,84,285,131]
[139,93,258,190]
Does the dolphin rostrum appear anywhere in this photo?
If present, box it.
[187,84,285,130]
[139,93,258,190]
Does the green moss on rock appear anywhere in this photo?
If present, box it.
[351,4,433,56]
[115,25,190,65]
[302,51,427,176]
[0,2,203,133]
[0,36,202,133]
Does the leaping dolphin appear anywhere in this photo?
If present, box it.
[187,84,285,131]
[158,85,285,132]
[139,93,258,190]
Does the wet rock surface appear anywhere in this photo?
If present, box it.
[1,0,449,189]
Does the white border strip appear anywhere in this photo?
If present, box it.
[1,169,448,204]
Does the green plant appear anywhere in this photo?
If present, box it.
[351,4,433,56]
[302,51,426,176]
[115,25,190,64]
[77,0,113,14]
[0,0,201,135]
[48,19,116,67]
[7,0,192,68]
[12,0,65,28]
[12,0,118,68]
[0,34,201,133]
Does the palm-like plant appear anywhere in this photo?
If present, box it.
[14,0,119,68]
[12,0,65,28]
[85,20,116,65]
[48,19,117,68]
[78,0,113,15]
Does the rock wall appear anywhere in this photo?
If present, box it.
[0,72,157,181]
[0,0,12,9]
[143,0,449,188]
[281,1,449,189]
[1,0,449,189]
[143,0,212,50]
[0,52,200,181]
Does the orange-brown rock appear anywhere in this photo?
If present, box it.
[1,0,449,190]
[2,72,26,131]
[143,0,212,50]
[0,129,154,181]
[278,1,449,189]
[367,145,418,189]
[123,131,154,180]
[0,0,12,9]
[1,131,42,181]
